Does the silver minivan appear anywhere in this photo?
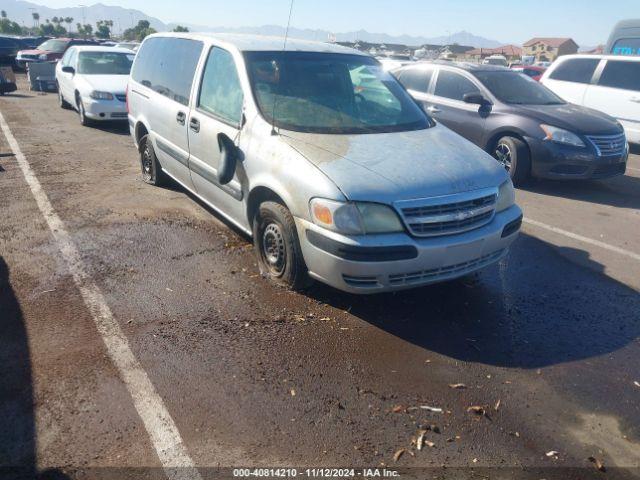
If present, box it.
[127,33,523,294]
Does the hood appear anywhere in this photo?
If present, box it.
[281,125,508,203]
[80,75,129,94]
[517,103,622,135]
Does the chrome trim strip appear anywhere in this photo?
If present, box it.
[189,158,243,201]
[155,138,189,167]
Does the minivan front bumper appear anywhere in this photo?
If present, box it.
[296,205,522,294]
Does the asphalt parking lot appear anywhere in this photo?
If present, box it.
[1,75,639,479]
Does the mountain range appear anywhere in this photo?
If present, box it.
[0,0,505,48]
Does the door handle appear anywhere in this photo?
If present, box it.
[427,106,441,114]
[189,117,200,133]
[176,111,186,125]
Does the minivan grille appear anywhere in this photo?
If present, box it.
[398,192,497,238]
[587,133,627,157]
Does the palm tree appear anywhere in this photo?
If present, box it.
[64,16,73,32]
[32,12,40,28]
[1,10,7,19]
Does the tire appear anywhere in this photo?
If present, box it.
[493,136,531,187]
[253,201,312,291]
[58,85,71,109]
[139,134,169,187]
[77,98,93,127]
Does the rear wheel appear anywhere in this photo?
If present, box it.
[253,201,311,291]
[139,134,169,187]
[494,136,531,186]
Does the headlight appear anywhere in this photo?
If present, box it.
[90,91,114,100]
[310,199,404,235]
[496,180,515,212]
[540,124,585,147]
[38,53,48,61]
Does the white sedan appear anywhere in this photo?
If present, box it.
[56,46,135,126]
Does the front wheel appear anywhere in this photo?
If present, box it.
[77,99,92,127]
[494,136,531,187]
[253,201,312,291]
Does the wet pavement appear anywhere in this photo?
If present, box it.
[0,77,639,479]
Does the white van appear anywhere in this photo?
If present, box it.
[541,55,640,144]
[126,33,521,294]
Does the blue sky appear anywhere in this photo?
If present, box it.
[35,0,636,45]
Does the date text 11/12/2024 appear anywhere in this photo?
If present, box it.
[233,468,401,478]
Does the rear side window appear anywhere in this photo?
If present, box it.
[598,60,640,91]
[396,68,432,93]
[612,38,640,56]
[548,58,600,84]
[132,37,204,106]
[198,47,244,125]
[434,70,479,101]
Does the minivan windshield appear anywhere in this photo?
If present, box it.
[244,52,430,134]
[77,52,135,75]
[473,71,565,105]
[38,39,68,53]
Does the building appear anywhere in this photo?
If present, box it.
[464,45,523,63]
[522,38,579,62]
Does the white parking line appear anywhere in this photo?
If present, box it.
[0,111,202,480]
[524,217,640,262]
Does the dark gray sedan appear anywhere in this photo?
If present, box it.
[394,62,629,185]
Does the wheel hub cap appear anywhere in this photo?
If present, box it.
[262,223,285,274]
[496,143,512,171]
[142,147,152,176]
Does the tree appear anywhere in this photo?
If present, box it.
[76,23,93,38]
[95,19,113,39]
[64,17,73,33]
[123,20,156,42]
[172,25,189,32]
[0,13,23,35]
[32,12,40,27]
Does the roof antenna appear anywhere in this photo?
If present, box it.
[271,0,295,136]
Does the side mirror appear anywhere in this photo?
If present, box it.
[217,133,241,185]
[61,66,75,74]
[463,92,490,106]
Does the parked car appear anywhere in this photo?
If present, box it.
[56,46,134,126]
[483,55,508,67]
[511,65,546,81]
[541,55,640,145]
[114,42,140,52]
[394,62,628,184]
[127,33,522,294]
[606,19,640,56]
[0,36,21,66]
[377,54,414,71]
[15,36,50,50]
[16,38,98,68]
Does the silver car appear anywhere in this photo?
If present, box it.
[127,33,522,294]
